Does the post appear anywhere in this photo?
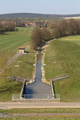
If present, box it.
[36,94,37,99]
[5,114,7,118]
[59,94,60,100]
[47,95,49,99]
[12,94,14,100]
[0,113,2,118]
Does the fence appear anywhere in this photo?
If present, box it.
[0,112,13,118]
[12,94,60,100]
[0,106,8,110]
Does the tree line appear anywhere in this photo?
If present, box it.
[31,27,51,50]
[31,19,80,50]
[0,21,16,33]
[52,19,80,38]
[0,13,80,19]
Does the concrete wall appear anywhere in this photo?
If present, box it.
[19,49,24,53]
[20,81,26,99]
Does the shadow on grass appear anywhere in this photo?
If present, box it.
[0,81,22,93]
[24,51,29,53]
[0,32,9,35]
[52,81,56,94]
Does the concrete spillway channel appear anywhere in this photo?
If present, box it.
[12,42,60,101]
[22,46,52,99]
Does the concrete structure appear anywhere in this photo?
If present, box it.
[18,47,25,54]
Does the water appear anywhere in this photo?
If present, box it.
[25,46,50,98]
[35,53,43,82]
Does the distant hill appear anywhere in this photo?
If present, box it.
[0,13,80,19]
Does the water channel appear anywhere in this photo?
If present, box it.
[25,46,51,99]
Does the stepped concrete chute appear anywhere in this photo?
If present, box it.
[25,48,51,99]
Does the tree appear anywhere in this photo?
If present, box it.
[59,20,68,36]
[31,27,43,50]
[67,19,79,35]
[52,26,62,38]
[42,28,51,41]
[0,22,4,33]
[48,21,57,29]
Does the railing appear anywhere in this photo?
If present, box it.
[0,112,13,118]
[12,94,60,100]
[51,74,69,81]
[8,76,30,82]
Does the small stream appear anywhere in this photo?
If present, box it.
[25,45,50,99]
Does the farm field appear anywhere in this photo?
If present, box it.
[44,35,80,102]
[64,16,80,20]
[0,27,35,101]
[0,27,34,55]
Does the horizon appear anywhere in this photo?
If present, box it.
[0,12,80,15]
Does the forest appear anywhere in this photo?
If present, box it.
[0,12,80,18]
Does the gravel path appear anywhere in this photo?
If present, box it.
[7,52,23,67]
[0,102,80,109]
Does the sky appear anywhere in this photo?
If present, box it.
[0,0,80,15]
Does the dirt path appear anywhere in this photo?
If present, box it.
[0,102,80,109]
[7,52,23,67]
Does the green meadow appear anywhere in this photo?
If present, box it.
[0,27,35,101]
[44,35,80,102]
[1,108,80,113]
[0,27,34,55]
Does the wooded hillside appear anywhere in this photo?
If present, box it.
[0,13,80,18]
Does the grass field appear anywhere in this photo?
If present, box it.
[64,16,80,20]
[0,108,80,113]
[44,35,80,102]
[0,27,34,55]
[1,117,80,120]
[0,117,80,120]
[0,27,35,101]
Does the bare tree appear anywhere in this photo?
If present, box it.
[31,27,43,50]
[42,28,51,41]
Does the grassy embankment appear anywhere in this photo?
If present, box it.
[44,36,80,102]
[0,27,35,101]
[0,117,80,120]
